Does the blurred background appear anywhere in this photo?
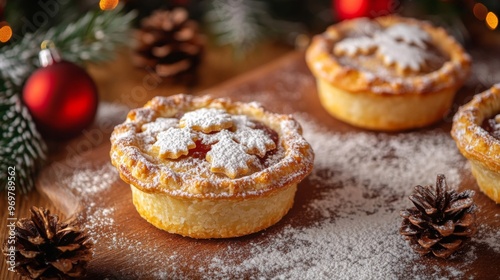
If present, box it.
[1,0,500,102]
[1,0,500,99]
[1,2,500,279]
[3,0,500,49]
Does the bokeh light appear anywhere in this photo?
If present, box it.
[473,3,488,20]
[0,22,12,43]
[99,0,119,11]
[335,0,369,20]
[486,11,498,30]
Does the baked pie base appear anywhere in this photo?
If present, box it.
[316,78,457,131]
[131,183,297,238]
[110,94,314,238]
[306,16,470,131]
[451,85,500,203]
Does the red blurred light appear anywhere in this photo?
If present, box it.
[335,0,369,20]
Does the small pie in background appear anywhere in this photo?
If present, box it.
[306,16,471,131]
[451,84,500,204]
[110,94,314,238]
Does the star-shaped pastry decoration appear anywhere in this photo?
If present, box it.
[179,108,233,133]
[375,35,429,71]
[334,36,377,56]
[206,135,258,178]
[141,118,179,134]
[148,109,277,178]
[384,23,431,49]
[233,123,276,158]
[199,116,277,158]
[151,127,197,159]
[334,23,432,72]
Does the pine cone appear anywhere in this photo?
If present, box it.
[132,8,205,78]
[399,174,477,258]
[2,207,92,279]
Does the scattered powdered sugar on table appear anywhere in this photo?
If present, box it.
[474,224,500,254]
[84,203,116,244]
[74,105,498,279]
[62,162,119,196]
[79,201,186,279]
[198,116,488,279]
[56,102,124,197]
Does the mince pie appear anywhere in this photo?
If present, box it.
[110,94,314,238]
[306,16,470,131]
[452,84,500,203]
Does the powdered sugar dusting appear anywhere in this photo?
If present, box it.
[475,224,500,254]
[232,115,276,157]
[207,134,258,179]
[84,204,115,244]
[79,202,186,279]
[180,108,233,133]
[385,23,431,48]
[80,113,499,278]
[334,23,432,71]
[334,36,376,56]
[152,127,197,159]
[196,116,495,279]
[63,162,119,196]
[141,117,178,134]
[144,107,278,179]
[376,33,430,71]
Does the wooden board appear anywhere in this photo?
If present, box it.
[37,52,500,279]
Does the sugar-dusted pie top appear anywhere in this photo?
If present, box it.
[110,94,314,198]
[149,108,277,178]
[451,84,500,172]
[306,16,471,95]
[333,19,447,76]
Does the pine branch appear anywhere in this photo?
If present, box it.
[204,0,271,55]
[0,79,47,193]
[204,0,306,56]
[0,5,136,193]
[0,4,137,86]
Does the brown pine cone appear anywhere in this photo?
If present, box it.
[2,207,93,279]
[399,174,477,258]
[132,8,205,79]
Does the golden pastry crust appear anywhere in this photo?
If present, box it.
[315,78,457,131]
[130,183,297,238]
[110,94,314,238]
[451,85,500,203]
[306,16,471,131]
[306,16,470,95]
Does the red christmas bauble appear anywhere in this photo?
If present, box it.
[23,60,98,139]
[333,0,393,20]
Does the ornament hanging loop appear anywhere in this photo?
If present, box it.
[39,40,61,67]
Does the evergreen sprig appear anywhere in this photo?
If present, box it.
[0,4,136,192]
[203,0,313,56]
[204,0,273,55]
[0,79,47,193]
[0,4,137,85]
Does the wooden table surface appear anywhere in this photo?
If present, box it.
[2,43,500,279]
[0,42,291,280]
